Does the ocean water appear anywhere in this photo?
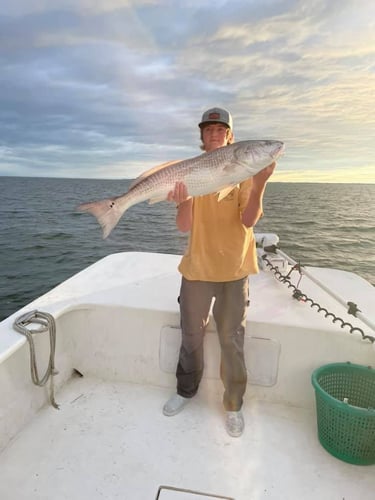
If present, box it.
[0,177,374,321]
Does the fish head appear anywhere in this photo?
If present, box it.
[235,140,285,172]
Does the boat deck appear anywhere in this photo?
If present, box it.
[1,376,373,500]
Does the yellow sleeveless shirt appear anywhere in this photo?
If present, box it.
[178,179,259,282]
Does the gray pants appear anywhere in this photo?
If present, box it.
[176,276,249,411]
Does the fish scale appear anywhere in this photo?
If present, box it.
[77,139,284,238]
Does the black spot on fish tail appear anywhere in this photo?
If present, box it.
[76,198,123,239]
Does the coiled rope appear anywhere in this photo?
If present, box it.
[262,245,375,344]
[13,310,59,409]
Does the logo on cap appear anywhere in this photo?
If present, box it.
[208,112,221,120]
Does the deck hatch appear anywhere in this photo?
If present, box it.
[156,485,234,499]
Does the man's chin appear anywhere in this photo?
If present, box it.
[206,141,225,151]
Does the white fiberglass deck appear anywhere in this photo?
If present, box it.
[0,376,374,500]
[1,249,374,499]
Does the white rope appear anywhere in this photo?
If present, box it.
[14,310,59,409]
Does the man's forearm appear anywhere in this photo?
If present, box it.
[242,162,276,227]
[176,199,193,232]
[241,184,266,228]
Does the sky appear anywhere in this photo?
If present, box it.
[0,0,374,183]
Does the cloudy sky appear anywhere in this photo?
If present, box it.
[1,0,374,182]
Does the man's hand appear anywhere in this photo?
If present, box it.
[252,162,276,189]
[167,181,189,206]
[167,181,192,232]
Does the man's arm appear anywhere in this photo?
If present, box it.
[241,162,276,228]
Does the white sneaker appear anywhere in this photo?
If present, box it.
[225,410,244,437]
[163,394,190,416]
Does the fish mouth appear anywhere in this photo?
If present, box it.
[272,141,285,158]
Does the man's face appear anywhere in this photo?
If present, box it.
[201,123,230,152]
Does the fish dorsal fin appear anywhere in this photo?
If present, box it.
[217,185,236,201]
[129,159,181,189]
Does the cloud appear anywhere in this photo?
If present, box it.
[0,0,374,181]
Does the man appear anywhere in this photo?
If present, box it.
[164,107,276,437]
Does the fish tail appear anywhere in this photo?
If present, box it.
[77,198,126,239]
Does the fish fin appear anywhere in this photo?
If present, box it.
[149,193,193,205]
[217,185,236,201]
[76,198,124,239]
[129,159,181,189]
[148,196,165,205]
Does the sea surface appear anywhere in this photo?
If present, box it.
[0,177,374,321]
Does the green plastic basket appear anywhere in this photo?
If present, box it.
[311,362,375,465]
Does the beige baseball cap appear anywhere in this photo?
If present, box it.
[198,107,233,130]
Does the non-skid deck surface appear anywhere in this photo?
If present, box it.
[0,377,374,500]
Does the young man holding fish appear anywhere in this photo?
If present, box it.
[163,107,276,437]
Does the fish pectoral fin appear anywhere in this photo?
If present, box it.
[217,185,236,201]
[148,195,166,204]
